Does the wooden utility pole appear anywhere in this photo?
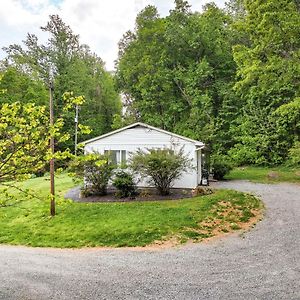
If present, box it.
[49,78,55,216]
[74,104,79,156]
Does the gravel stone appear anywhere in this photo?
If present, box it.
[0,180,299,300]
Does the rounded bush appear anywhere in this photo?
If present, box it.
[212,159,233,180]
[113,170,137,198]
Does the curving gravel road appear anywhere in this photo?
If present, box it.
[0,180,299,300]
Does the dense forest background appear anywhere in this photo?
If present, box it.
[0,0,299,166]
[116,0,300,166]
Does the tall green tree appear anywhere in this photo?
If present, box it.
[230,0,300,165]
[3,15,121,151]
[116,2,237,148]
[0,66,47,105]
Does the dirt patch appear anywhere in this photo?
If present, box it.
[168,200,265,248]
[267,171,279,179]
[201,208,263,243]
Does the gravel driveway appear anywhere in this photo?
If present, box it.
[0,180,299,300]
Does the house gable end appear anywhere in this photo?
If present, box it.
[85,124,196,148]
[83,122,204,147]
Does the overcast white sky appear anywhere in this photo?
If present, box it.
[0,0,226,70]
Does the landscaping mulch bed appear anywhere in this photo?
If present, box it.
[65,186,194,202]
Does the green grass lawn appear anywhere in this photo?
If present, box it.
[226,166,300,183]
[0,174,263,248]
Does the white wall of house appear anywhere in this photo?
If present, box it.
[84,125,201,189]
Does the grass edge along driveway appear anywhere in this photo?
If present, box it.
[226,166,300,184]
[0,174,263,248]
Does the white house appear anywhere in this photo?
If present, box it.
[82,122,205,189]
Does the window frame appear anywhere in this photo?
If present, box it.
[104,150,127,165]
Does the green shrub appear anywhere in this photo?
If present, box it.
[212,156,233,180]
[287,142,300,166]
[130,148,192,196]
[113,170,137,198]
[69,152,114,196]
[80,187,93,198]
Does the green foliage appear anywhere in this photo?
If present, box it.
[0,91,89,211]
[116,3,236,147]
[231,0,300,165]
[0,71,89,212]
[69,153,114,196]
[111,114,124,130]
[0,102,49,182]
[225,0,246,20]
[1,0,299,178]
[3,15,121,151]
[0,67,48,105]
[288,142,300,166]
[113,170,137,198]
[130,148,192,195]
[212,156,233,180]
[115,0,299,166]
[116,0,299,166]
[0,174,262,247]
[274,97,300,140]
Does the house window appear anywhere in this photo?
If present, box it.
[105,150,127,165]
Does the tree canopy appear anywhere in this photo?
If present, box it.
[2,15,121,152]
[116,0,300,166]
[229,0,300,165]
[1,1,299,168]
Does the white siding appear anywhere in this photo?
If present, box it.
[85,125,198,188]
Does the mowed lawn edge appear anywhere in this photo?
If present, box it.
[0,174,264,248]
[226,166,300,184]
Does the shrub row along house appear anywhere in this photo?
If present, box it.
[82,122,207,189]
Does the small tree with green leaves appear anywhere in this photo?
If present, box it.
[0,101,73,210]
[69,152,114,196]
[0,102,49,183]
[0,89,90,212]
[130,148,192,196]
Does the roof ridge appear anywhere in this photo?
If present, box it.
[82,122,204,146]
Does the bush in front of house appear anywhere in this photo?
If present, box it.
[130,148,192,196]
[113,170,137,198]
[69,152,114,196]
[212,155,233,180]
